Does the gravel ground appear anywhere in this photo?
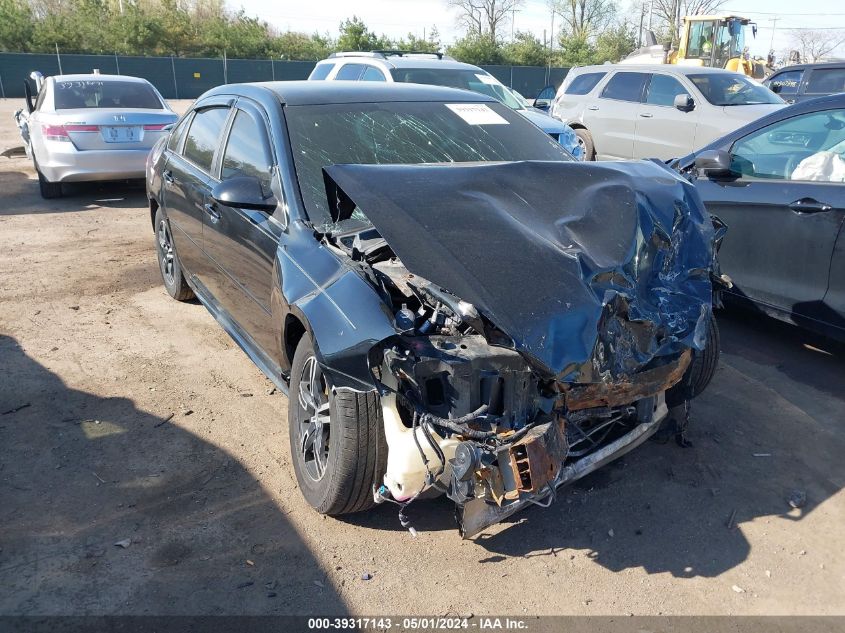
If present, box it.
[1,97,844,617]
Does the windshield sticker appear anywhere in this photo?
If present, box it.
[475,73,499,85]
[446,103,509,126]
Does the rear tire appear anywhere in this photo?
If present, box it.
[37,169,62,199]
[154,209,194,301]
[574,128,595,161]
[289,332,386,515]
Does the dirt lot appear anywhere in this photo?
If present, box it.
[1,97,845,617]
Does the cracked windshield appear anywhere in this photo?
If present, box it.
[284,100,571,232]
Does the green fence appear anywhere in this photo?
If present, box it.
[0,52,569,101]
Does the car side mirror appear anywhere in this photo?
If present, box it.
[770,83,782,94]
[533,85,556,111]
[694,150,733,177]
[674,93,695,112]
[212,176,277,212]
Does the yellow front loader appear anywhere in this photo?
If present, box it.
[621,15,766,78]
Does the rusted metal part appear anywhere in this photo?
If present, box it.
[562,350,691,411]
[458,392,669,538]
[506,420,567,494]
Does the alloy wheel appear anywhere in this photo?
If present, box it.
[157,219,175,286]
[297,355,331,482]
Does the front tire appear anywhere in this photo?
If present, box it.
[154,209,194,301]
[288,333,386,515]
[574,128,595,161]
[667,313,720,406]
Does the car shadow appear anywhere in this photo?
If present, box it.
[346,312,845,580]
[0,170,147,215]
[0,334,348,615]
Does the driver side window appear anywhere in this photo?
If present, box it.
[730,109,845,183]
[220,110,273,187]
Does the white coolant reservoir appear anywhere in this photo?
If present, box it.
[381,392,459,502]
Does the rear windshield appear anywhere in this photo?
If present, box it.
[688,73,783,106]
[54,80,163,110]
[391,68,523,109]
[285,100,571,232]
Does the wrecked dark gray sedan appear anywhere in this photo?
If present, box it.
[147,81,722,537]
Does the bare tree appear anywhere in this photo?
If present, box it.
[789,29,845,63]
[650,0,728,44]
[447,0,524,42]
[551,0,618,40]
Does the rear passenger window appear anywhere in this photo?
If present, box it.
[335,64,365,80]
[565,72,606,95]
[309,64,334,80]
[183,107,229,173]
[600,72,648,102]
[806,68,845,95]
[361,66,386,82]
[767,69,803,96]
[167,113,192,153]
[645,74,687,106]
[221,110,273,185]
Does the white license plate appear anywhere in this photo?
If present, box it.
[101,126,140,143]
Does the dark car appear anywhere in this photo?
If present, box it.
[147,81,721,537]
[764,62,845,104]
[676,94,845,341]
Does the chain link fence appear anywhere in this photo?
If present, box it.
[0,52,568,101]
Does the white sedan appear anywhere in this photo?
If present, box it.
[16,73,177,198]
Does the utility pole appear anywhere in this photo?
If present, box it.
[768,17,780,52]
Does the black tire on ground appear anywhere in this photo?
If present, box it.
[288,332,387,515]
[37,169,62,199]
[574,128,595,161]
[667,313,721,406]
[153,208,194,301]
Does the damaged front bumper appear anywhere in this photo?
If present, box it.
[457,392,669,538]
[373,328,691,537]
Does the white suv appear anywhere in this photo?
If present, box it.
[550,64,784,161]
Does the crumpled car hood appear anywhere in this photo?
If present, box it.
[324,160,716,383]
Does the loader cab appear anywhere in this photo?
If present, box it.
[679,16,756,75]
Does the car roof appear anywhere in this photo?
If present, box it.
[202,80,499,106]
[569,64,746,76]
[317,54,484,73]
[50,74,152,84]
[771,61,845,72]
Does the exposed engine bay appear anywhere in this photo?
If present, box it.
[320,160,722,537]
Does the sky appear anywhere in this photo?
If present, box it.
[236,0,845,61]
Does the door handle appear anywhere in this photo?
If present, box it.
[639,112,653,118]
[162,170,174,186]
[788,198,832,214]
[203,203,221,223]
[587,105,599,111]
